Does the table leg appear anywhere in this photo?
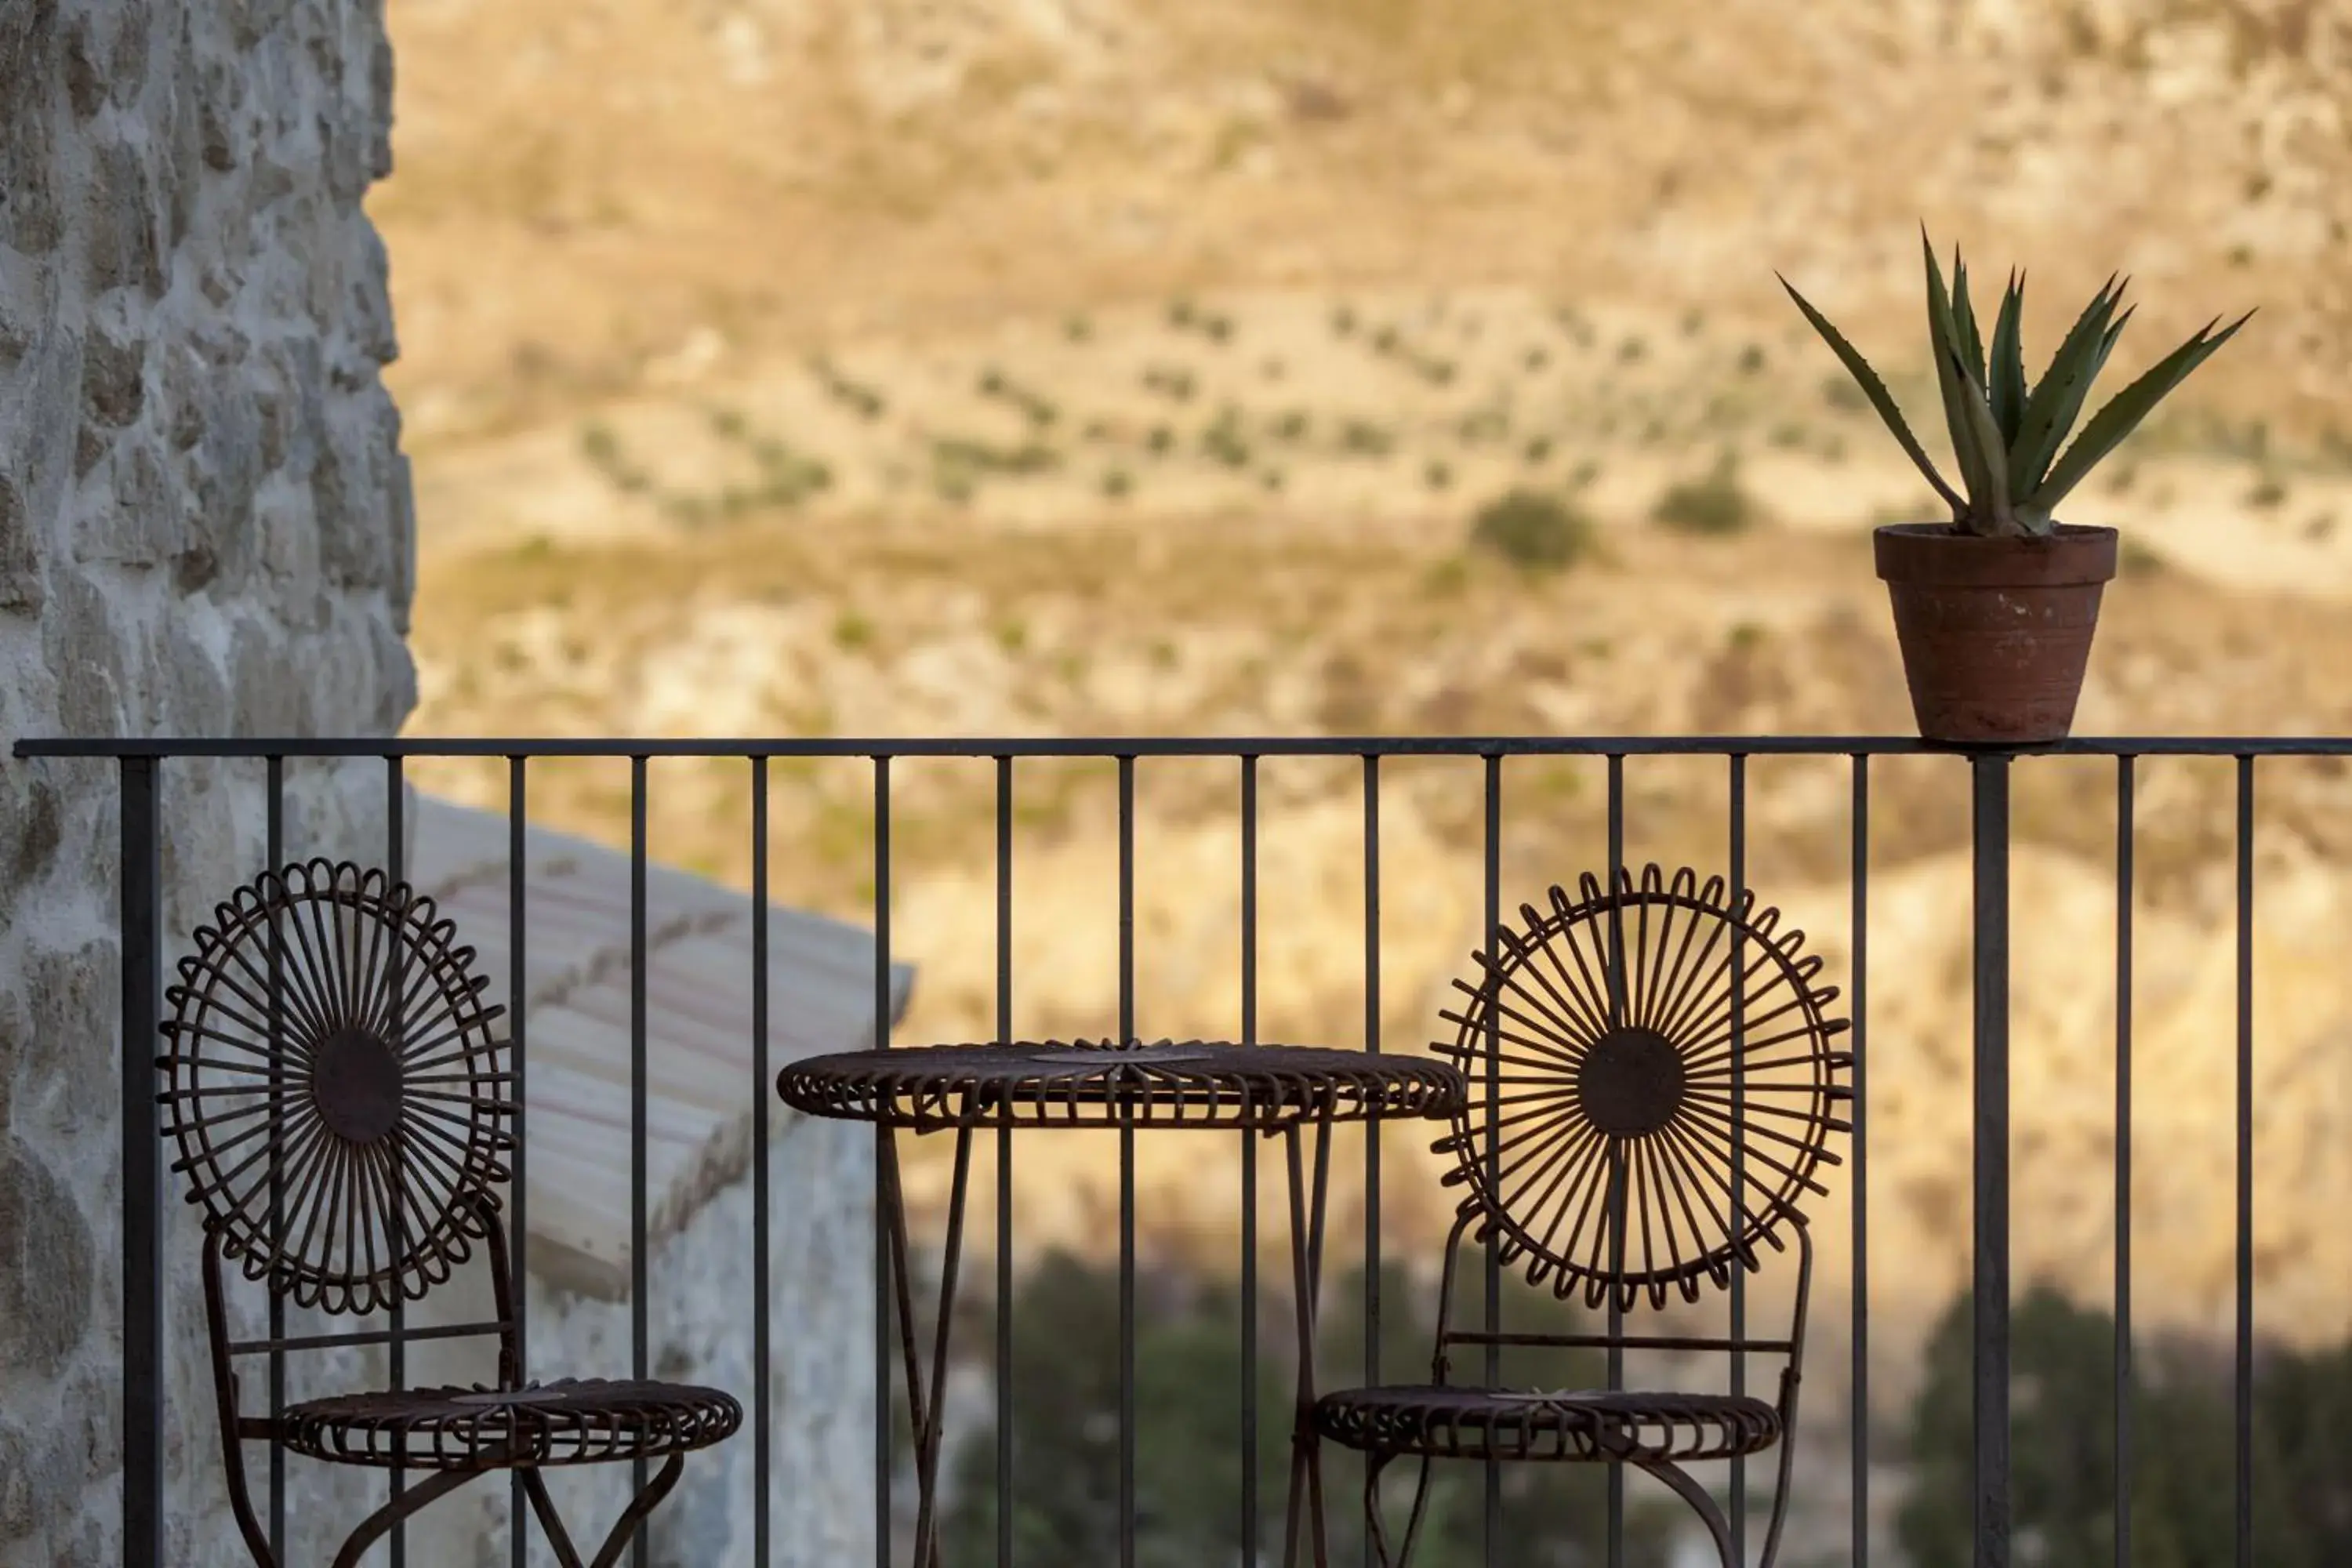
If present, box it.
[880,1123,975,1568]
[1282,1119,1334,1568]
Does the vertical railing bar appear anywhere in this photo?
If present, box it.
[1606,753,1626,1568]
[1118,753,1138,1568]
[385,756,408,1568]
[1850,755,1871,1568]
[1728,753,1748,1558]
[2113,755,2134,1568]
[265,755,287,1564]
[627,757,651,1566]
[1241,754,1261,1563]
[508,757,532,1567]
[1482,753,1502,1562]
[874,755,895,1568]
[996,755,1015,1568]
[1363,752,1381,1568]
[121,756,165,1568]
[1970,754,2013,1568]
[2234,754,2255,1568]
[753,757,774,1566]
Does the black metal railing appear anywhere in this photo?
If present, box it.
[13,731,2347,1568]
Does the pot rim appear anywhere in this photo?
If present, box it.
[1874,521,2119,588]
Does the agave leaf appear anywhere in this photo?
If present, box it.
[1923,238,1995,522]
[1778,273,1963,514]
[2024,303,2136,496]
[2027,310,2256,514]
[1988,270,2027,448]
[1951,250,1989,391]
[2005,274,2125,497]
[1947,341,2018,534]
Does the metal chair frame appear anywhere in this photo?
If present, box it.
[1319,866,1853,1566]
[160,859,739,1568]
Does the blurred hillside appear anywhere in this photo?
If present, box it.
[376,0,2352,456]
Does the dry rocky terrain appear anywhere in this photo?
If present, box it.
[376,0,2352,1544]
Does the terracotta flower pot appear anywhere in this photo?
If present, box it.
[1872,523,2119,746]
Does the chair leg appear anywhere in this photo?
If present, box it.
[326,1469,481,1568]
[1632,1457,1738,1568]
[1361,1453,1440,1568]
[521,1452,689,1568]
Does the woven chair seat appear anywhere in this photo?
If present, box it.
[279,1377,742,1470]
[1314,1385,1781,1465]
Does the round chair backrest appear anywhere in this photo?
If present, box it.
[159,859,516,1315]
[1432,864,1852,1312]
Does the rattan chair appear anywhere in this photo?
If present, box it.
[1313,866,1853,1566]
[158,859,742,1568]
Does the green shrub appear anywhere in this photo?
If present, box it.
[1524,347,1549,372]
[1272,411,1308,443]
[1332,305,1357,336]
[1618,336,1646,364]
[2248,473,2289,509]
[1102,468,1133,500]
[1523,435,1555,464]
[1737,343,1768,376]
[1468,488,1597,573]
[1652,453,1758,536]
[1341,421,1393,457]
[1425,459,1453,490]
[1146,425,1174,456]
[1820,374,1869,413]
[1064,314,1093,343]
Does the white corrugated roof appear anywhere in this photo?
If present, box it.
[405,793,914,1299]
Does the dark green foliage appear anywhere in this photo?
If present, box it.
[1523,435,1555,465]
[1652,453,1756,536]
[1821,375,1871,414]
[1425,459,1453,490]
[1142,365,1198,402]
[1468,488,1596,573]
[1738,343,1768,376]
[942,1250,1679,1566]
[810,358,887,419]
[1341,420,1395,457]
[1900,1288,2352,1568]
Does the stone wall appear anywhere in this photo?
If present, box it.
[0,0,416,1562]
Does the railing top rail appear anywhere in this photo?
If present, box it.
[15,734,2352,760]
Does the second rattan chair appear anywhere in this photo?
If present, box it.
[159,859,742,1568]
[1313,866,1853,1566]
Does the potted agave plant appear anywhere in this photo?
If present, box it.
[1780,233,2252,744]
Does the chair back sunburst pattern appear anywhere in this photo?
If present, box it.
[158,859,517,1316]
[1432,865,1853,1313]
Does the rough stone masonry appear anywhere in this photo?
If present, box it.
[1,0,416,1561]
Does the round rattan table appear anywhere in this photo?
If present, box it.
[778,1039,1466,1568]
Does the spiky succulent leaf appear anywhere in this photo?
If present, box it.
[1951,252,1989,391]
[2005,274,2125,498]
[1988,270,2027,447]
[1947,341,2022,533]
[1923,240,2001,529]
[2027,310,2256,514]
[1777,274,1963,516]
